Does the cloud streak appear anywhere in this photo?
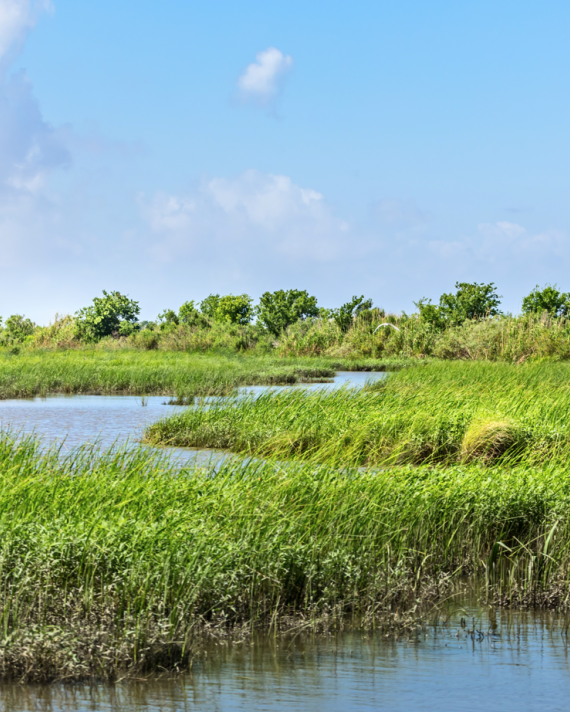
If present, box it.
[0,0,52,66]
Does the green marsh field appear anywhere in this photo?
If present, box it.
[0,350,401,400]
[0,431,568,681]
[2,352,570,681]
[145,360,570,466]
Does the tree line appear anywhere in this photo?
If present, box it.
[1,283,569,345]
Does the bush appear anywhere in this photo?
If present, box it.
[129,329,160,350]
[257,289,319,336]
[332,295,373,333]
[522,284,570,317]
[75,291,140,341]
[416,282,502,327]
[2,314,35,343]
[179,301,209,328]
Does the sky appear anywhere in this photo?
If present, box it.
[1,0,570,322]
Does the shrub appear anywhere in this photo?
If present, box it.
[332,295,373,333]
[522,284,570,317]
[416,282,501,327]
[75,291,140,341]
[3,314,35,343]
[257,289,319,336]
[215,294,254,325]
[179,300,209,328]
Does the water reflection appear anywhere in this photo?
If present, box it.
[1,608,570,711]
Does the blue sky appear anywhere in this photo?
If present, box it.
[2,0,570,321]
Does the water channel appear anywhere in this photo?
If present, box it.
[0,371,565,710]
[2,606,570,711]
[0,371,386,464]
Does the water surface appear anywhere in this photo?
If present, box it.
[1,607,569,711]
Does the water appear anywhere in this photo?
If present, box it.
[1,607,570,711]
[0,371,386,464]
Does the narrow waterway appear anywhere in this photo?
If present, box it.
[1,607,569,711]
[0,371,386,464]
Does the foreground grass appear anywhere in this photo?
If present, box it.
[0,432,568,681]
[145,360,570,466]
[0,350,406,400]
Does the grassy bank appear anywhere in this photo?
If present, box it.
[0,350,405,400]
[23,310,570,361]
[145,361,570,466]
[0,432,568,681]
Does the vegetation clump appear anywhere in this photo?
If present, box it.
[460,418,523,463]
[0,432,570,681]
[145,361,570,467]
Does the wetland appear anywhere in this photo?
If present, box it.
[0,353,569,710]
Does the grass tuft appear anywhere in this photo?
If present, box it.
[460,418,523,464]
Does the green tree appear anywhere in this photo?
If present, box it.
[440,282,502,323]
[199,294,220,320]
[416,282,501,328]
[522,284,570,317]
[75,290,140,341]
[178,300,209,328]
[214,294,254,325]
[157,309,179,330]
[332,295,373,332]
[257,289,319,336]
[3,315,35,343]
[414,298,446,330]
[198,294,253,325]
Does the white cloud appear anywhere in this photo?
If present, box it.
[477,220,526,240]
[0,69,70,196]
[0,0,52,66]
[237,47,293,104]
[0,0,68,205]
[140,169,351,264]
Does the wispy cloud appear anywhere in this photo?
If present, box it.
[139,169,350,264]
[237,47,293,105]
[0,0,52,66]
[0,0,69,203]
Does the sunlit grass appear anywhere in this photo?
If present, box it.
[1,431,570,679]
[0,349,404,400]
[145,360,570,466]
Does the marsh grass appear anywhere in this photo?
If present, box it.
[145,360,570,466]
[0,432,570,680]
[0,350,404,401]
[277,311,570,360]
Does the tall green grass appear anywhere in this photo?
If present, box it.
[0,432,569,680]
[27,310,570,361]
[145,361,570,466]
[0,350,402,400]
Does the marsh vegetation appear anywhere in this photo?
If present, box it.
[145,360,570,466]
[4,282,570,363]
[0,431,569,681]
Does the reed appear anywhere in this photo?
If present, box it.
[0,350,403,400]
[145,360,570,466]
[0,432,569,681]
[21,309,570,361]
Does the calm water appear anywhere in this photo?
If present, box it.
[0,371,386,464]
[1,607,570,711]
